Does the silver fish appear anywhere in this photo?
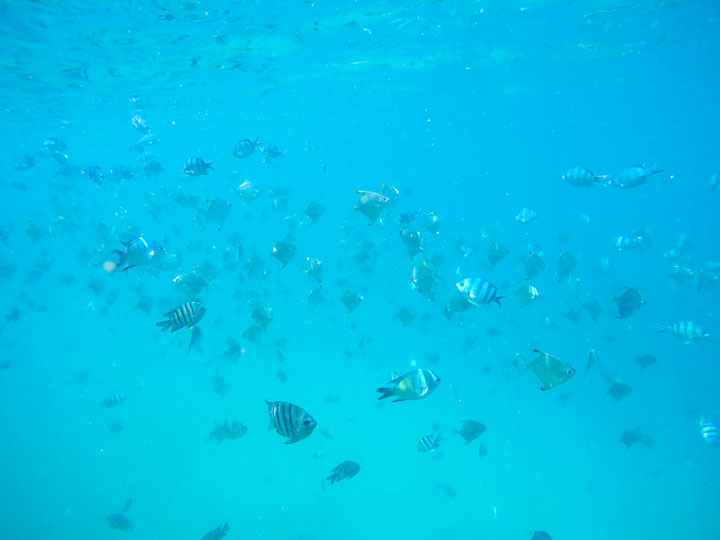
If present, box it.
[656,321,709,343]
[265,400,317,444]
[456,277,503,307]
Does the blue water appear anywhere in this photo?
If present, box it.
[1,1,719,539]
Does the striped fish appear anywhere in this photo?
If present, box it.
[456,278,503,307]
[233,137,259,158]
[101,393,126,407]
[201,523,230,540]
[515,207,540,223]
[107,513,133,531]
[700,418,718,446]
[656,321,710,343]
[327,460,361,484]
[417,433,442,452]
[156,301,206,333]
[265,400,317,444]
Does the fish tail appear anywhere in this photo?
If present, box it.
[111,249,125,266]
[376,387,395,400]
[155,319,173,332]
[326,473,338,484]
[655,324,669,333]
[494,296,503,307]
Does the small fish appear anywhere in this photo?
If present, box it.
[585,348,600,371]
[242,324,263,345]
[340,289,364,313]
[583,297,603,321]
[327,460,361,484]
[614,286,645,319]
[398,208,418,226]
[634,353,657,369]
[417,433,442,452]
[606,382,632,402]
[700,417,718,446]
[235,179,262,204]
[304,200,325,224]
[265,400,317,444]
[709,173,719,192]
[233,137,259,158]
[619,428,653,449]
[487,239,509,268]
[514,283,540,307]
[395,306,415,327]
[456,278,503,307]
[305,257,323,283]
[107,513,133,531]
[669,265,694,285]
[562,167,606,187]
[206,419,248,443]
[656,321,709,343]
[131,114,150,131]
[250,304,274,331]
[14,155,35,171]
[270,240,296,268]
[173,270,210,297]
[201,522,230,540]
[611,164,662,188]
[100,393,126,407]
[381,183,400,214]
[376,368,440,402]
[477,443,488,457]
[556,251,577,282]
[143,158,165,177]
[183,157,214,176]
[422,212,441,234]
[355,190,389,225]
[43,137,68,153]
[615,229,652,251]
[409,261,438,299]
[399,229,423,259]
[204,199,232,230]
[260,144,283,163]
[528,349,576,391]
[156,301,206,333]
[213,369,229,396]
[515,207,540,224]
[112,236,159,271]
[523,251,545,279]
[455,420,486,444]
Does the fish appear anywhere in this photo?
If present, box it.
[155,301,206,333]
[523,251,545,279]
[183,156,214,176]
[355,190,389,225]
[435,482,457,500]
[399,229,423,259]
[556,251,577,282]
[173,270,211,297]
[614,286,645,318]
[131,114,150,131]
[656,321,710,343]
[305,257,323,283]
[669,265,694,285]
[100,393,126,407]
[516,207,540,223]
[14,155,36,171]
[487,239,509,268]
[265,400,317,444]
[271,240,296,268]
[455,420,487,444]
[395,306,415,326]
[112,236,160,271]
[308,287,324,310]
[213,369,229,396]
[456,278,503,307]
[583,297,603,321]
[443,290,475,315]
[143,158,165,177]
[250,304,274,331]
[409,261,438,299]
[700,417,718,446]
[606,382,632,402]
[531,532,552,540]
[615,228,652,251]
[107,513,133,531]
[585,348,600,371]
[204,199,232,230]
[562,167,606,187]
[709,173,719,192]
[260,143,283,163]
[304,200,325,224]
[417,433,442,452]
[528,350,576,391]
[514,283,540,307]
[611,164,662,188]
[81,165,103,185]
[398,208,418,226]
[619,428,653,449]
[422,211,441,234]
[634,353,657,369]
[326,460,361,484]
[201,523,230,540]
[242,324,263,345]
[381,183,400,214]
[206,419,248,443]
[43,137,68,154]
[108,422,124,433]
[478,443,488,457]
[376,368,441,402]
[340,289,364,313]
[233,137,259,158]
[235,180,262,204]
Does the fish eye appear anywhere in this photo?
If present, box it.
[303,419,311,425]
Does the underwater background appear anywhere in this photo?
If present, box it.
[1,1,719,539]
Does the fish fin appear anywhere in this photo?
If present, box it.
[206,160,215,168]
[155,319,172,332]
[122,265,135,272]
[376,387,395,400]
[391,398,407,402]
[654,324,669,333]
[494,296,503,307]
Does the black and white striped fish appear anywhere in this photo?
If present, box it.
[107,513,133,531]
[700,417,718,446]
[656,321,710,343]
[265,400,317,444]
[156,301,206,333]
[456,278,503,307]
[417,433,441,452]
[201,522,230,540]
[100,392,126,407]
[326,460,361,484]
[233,137,259,158]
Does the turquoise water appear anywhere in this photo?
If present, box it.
[1,1,719,539]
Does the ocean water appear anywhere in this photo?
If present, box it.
[1,1,719,539]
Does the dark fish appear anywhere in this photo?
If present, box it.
[531,532,552,540]
[304,200,325,224]
[270,240,296,268]
[611,164,662,188]
[84,165,103,185]
[634,353,657,369]
[376,368,440,402]
[381,183,400,214]
[399,229,423,259]
[183,156,214,176]
[355,190,388,225]
[107,513,133,530]
[207,419,248,443]
[487,239,509,268]
[233,137,259,158]
[242,324,263,345]
[173,270,211,298]
[606,382,632,402]
[112,236,160,271]
[435,482,456,500]
[204,199,232,230]
[556,250,577,282]
[100,393,126,407]
[156,301,206,332]
[529,349,576,391]
[417,433,442,452]
[523,251,545,279]
[121,496,134,513]
[455,420,486,444]
[562,166,605,187]
[582,297,603,321]
[585,348,599,371]
[619,428,653,449]
[201,522,230,540]
[614,286,645,318]
[340,289,363,313]
[409,261,438,299]
[326,460,361,484]
[213,369,229,396]
[395,306,415,326]
[398,208,418,226]
[265,400,317,444]
[422,211,441,234]
[250,304,274,331]
[260,144,283,163]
